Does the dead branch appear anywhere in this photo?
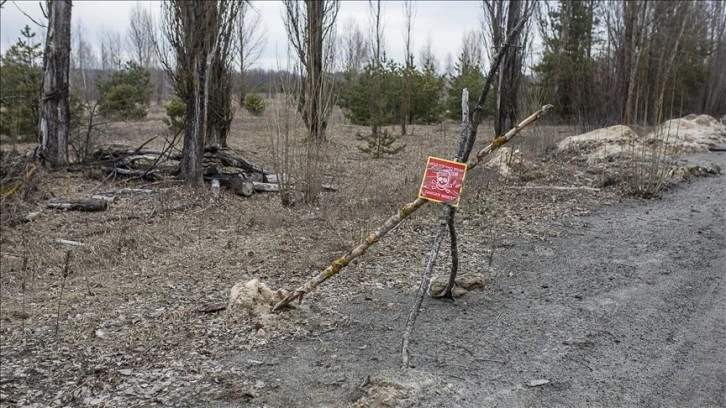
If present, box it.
[47,198,108,212]
[102,167,162,181]
[55,238,86,246]
[511,185,600,191]
[468,105,554,170]
[272,197,429,310]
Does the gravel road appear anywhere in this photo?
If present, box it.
[215,151,725,407]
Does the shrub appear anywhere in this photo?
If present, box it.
[97,61,150,120]
[243,93,265,116]
[357,129,405,158]
[162,96,186,132]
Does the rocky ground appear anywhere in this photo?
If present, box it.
[1,110,724,407]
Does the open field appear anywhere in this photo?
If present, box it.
[1,103,724,407]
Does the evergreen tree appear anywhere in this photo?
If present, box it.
[446,54,487,121]
[0,26,43,140]
[344,56,403,127]
[534,0,599,119]
[411,60,444,124]
[97,61,151,119]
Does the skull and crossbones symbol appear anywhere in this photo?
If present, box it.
[435,169,454,193]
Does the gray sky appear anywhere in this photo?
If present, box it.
[0,1,488,71]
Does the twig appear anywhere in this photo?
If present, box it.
[511,185,601,191]
[12,0,46,27]
[55,238,86,246]
[54,250,72,337]
[21,255,28,347]
[401,212,450,367]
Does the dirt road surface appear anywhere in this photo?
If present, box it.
[211,152,725,407]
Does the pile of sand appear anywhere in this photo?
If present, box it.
[557,115,726,165]
[648,114,726,152]
[228,279,289,317]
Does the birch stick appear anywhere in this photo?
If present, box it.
[468,105,554,170]
[272,197,429,310]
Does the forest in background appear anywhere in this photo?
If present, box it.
[1,0,724,182]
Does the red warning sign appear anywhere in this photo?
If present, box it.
[418,156,467,207]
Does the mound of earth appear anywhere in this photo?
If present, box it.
[649,114,726,152]
[228,279,288,317]
[557,115,726,166]
[556,124,639,165]
[483,146,531,178]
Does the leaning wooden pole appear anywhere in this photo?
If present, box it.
[401,90,470,366]
[273,197,429,310]
[468,105,554,170]
[272,104,552,312]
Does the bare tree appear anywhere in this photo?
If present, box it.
[71,19,97,102]
[159,1,239,186]
[36,0,72,169]
[283,0,340,140]
[702,0,726,115]
[401,0,415,135]
[418,34,439,73]
[207,1,240,147]
[339,17,368,74]
[98,27,123,73]
[236,1,266,104]
[368,0,384,138]
[460,30,485,69]
[482,0,532,136]
[127,1,156,70]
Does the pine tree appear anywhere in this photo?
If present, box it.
[446,55,487,121]
[0,26,44,140]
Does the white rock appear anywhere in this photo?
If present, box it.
[527,379,549,387]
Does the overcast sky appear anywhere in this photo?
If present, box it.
[1,1,492,71]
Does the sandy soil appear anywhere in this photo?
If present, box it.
[0,108,724,407]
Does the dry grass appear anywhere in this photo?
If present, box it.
[0,98,621,406]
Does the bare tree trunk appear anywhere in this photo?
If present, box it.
[206,3,239,148]
[36,0,72,169]
[370,0,383,141]
[237,2,265,105]
[283,0,338,141]
[182,52,207,188]
[401,0,415,136]
[495,0,524,136]
[702,0,726,115]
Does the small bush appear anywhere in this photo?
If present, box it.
[98,84,147,120]
[162,96,186,132]
[243,93,265,116]
[97,61,150,120]
[357,129,405,158]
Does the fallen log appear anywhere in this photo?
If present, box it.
[252,182,280,192]
[47,199,108,212]
[102,167,162,181]
[207,148,266,174]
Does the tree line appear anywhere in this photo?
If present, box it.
[0,0,723,189]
